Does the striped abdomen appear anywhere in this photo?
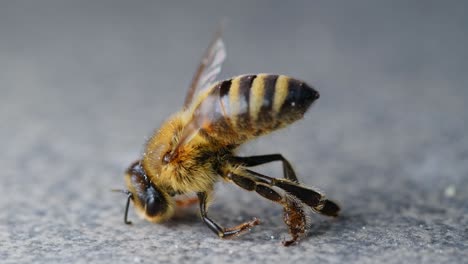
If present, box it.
[193,74,319,144]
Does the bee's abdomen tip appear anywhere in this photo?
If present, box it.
[301,82,320,102]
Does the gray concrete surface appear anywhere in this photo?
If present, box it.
[1,1,467,263]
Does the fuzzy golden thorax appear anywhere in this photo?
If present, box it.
[142,111,230,196]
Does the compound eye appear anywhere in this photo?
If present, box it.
[144,186,168,217]
[122,160,173,223]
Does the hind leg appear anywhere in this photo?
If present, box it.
[282,196,308,246]
[245,169,340,217]
[224,167,340,245]
[230,154,299,182]
[224,169,312,245]
[231,155,340,217]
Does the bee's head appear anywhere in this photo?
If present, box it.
[117,161,174,224]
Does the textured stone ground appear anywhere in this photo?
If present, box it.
[1,1,467,263]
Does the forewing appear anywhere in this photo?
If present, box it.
[169,83,227,162]
[183,29,226,108]
[169,26,227,162]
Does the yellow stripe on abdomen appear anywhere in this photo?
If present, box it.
[249,74,266,122]
[273,75,289,115]
[228,77,241,127]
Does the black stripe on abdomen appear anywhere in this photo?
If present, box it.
[235,75,257,130]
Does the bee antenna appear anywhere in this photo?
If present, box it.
[111,189,133,225]
[111,189,130,195]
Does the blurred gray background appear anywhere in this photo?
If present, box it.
[0,1,467,263]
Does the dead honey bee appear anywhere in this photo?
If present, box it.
[114,30,340,246]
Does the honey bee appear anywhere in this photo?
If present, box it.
[114,30,340,246]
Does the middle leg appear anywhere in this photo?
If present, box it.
[197,192,260,239]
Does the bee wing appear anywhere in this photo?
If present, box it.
[183,27,226,108]
[169,86,224,162]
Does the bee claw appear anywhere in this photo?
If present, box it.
[251,217,261,226]
[282,239,297,247]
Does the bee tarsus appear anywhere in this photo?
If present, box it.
[197,192,261,239]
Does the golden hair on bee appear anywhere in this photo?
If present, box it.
[114,29,340,246]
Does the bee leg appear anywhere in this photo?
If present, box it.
[226,171,308,246]
[245,169,340,217]
[197,192,260,239]
[230,157,340,217]
[282,196,308,246]
[313,199,341,217]
[231,154,298,182]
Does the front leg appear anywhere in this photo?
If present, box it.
[197,192,260,238]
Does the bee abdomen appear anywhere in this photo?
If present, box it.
[219,74,319,138]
